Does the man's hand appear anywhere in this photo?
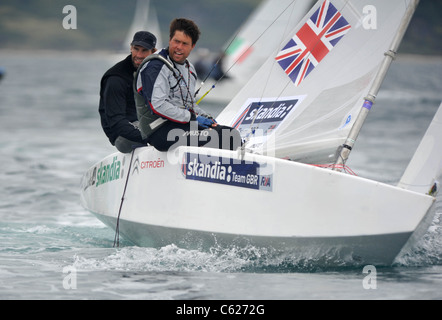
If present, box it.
[196,115,215,128]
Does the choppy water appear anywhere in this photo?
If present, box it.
[0,51,441,301]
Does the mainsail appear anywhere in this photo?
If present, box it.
[216,0,418,164]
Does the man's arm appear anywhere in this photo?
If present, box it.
[103,76,144,142]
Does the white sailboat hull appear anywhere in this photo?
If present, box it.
[80,146,436,265]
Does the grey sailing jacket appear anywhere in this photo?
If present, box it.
[135,49,207,133]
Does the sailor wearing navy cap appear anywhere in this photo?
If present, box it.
[99,31,158,153]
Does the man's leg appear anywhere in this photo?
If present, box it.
[114,136,146,153]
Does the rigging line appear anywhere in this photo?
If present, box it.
[241,68,305,155]
[242,1,307,149]
[258,0,299,104]
[241,69,294,151]
[309,163,357,175]
[222,0,297,79]
[195,27,242,95]
[247,0,355,149]
[113,149,136,248]
[196,0,297,102]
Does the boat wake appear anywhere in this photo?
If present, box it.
[70,214,442,274]
[394,212,442,267]
[70,244,357,273]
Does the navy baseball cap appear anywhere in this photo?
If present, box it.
[131,31,157,50]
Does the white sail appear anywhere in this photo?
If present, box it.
[216,0,416,164]
[398,102,442,195]
[196,0,314,103]
[123,0,162,50]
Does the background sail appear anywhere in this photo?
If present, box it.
[195,0,314,104]
[216,0,414,164]
[123,0,162,51]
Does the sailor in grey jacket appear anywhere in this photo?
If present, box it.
[135,18,241,152]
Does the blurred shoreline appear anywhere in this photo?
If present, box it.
[1,49,441,61]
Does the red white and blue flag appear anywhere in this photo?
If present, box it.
[275,0,351,86]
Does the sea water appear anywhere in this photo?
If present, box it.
[0,51,441,301]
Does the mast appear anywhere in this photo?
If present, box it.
[333,0,420,170]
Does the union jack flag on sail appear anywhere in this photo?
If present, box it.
[275,0,351,86]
